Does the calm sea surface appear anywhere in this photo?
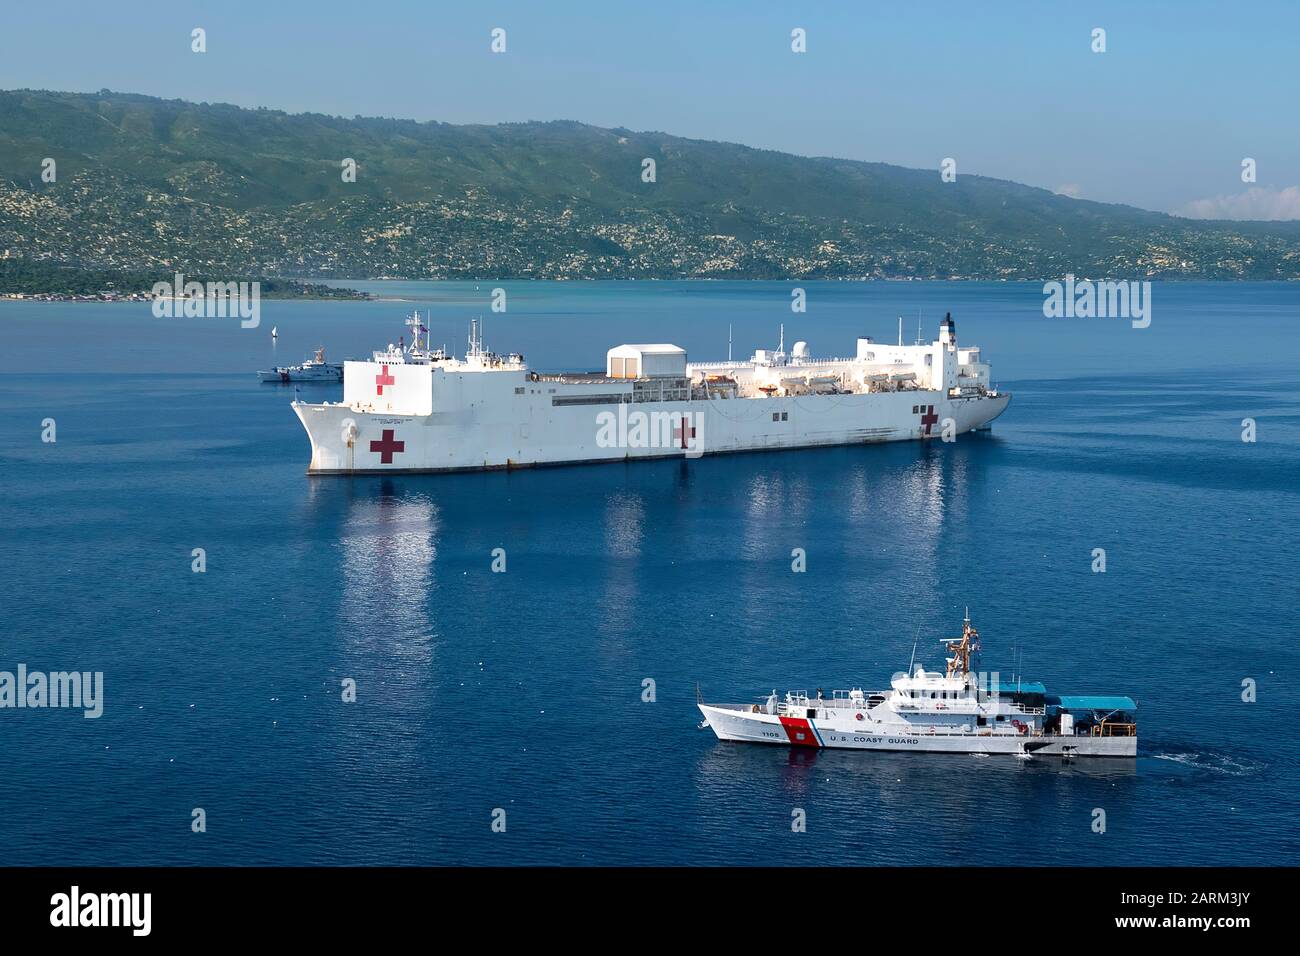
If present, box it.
[1,280,1297,866]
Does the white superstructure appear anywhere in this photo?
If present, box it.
[291,311,1010,474]
[699,614,1138,758]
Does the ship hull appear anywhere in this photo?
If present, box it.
[260,368,342,383]
[293,390,1011,475]
[699,704,1136,757]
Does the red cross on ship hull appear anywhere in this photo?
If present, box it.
[919,404,939,436]
[673,415,696,450]
[369,429,405,464]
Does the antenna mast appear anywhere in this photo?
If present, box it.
[944,612,980,679]
[406,309,425,355]
[468,317,482,358]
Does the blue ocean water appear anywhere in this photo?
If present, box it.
[0,280,1297,866]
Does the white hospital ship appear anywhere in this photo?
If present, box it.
[291,311,1010,474]
[698,613,1138,758]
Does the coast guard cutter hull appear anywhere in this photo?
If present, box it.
[699,705,1136,757]
[292,312,1010,475]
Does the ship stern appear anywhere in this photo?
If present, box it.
[973,391,1012,430]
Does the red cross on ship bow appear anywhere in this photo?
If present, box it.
[375,365,395,396]
[369,429,405,464]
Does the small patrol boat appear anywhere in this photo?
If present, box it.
[259,347,343,384]
[698,612,1137,757]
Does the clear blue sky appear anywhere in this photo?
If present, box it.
[3,0,1296,218]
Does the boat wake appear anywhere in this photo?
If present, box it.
[1147,749,1263,778]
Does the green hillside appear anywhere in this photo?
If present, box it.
[2,88,1298,280]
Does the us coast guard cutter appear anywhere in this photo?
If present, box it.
[698,613,1138,758]
[291,311,1010,474]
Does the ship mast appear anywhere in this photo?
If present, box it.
[468,317,484,358]
[406,310,424,355]
[944,608,981,679]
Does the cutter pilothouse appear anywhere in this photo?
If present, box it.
[292,310,1010,474]
[698,613,1138,757]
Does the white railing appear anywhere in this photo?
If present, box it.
[783,693,871,711]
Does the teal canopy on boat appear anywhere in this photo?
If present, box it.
[994,681,1047,695]
[1048,695,1137,711]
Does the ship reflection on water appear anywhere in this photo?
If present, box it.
[331,478,441,663]
[695,738,1136,791]
[599,489,646,633]
[690,740,1137,863]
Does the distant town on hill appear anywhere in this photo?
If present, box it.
[3,88,1300,288]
